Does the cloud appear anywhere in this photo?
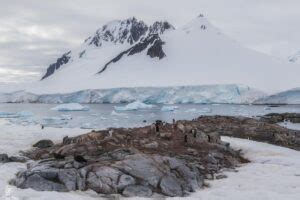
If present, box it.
[0,0,300,83]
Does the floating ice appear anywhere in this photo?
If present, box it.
[51,103,89,111]
[17,111,34,117]
[185,108,197,113]
[111,110,128,117]
[60,114,73,120]
[42,117,69,127]
[161,105,179,112]
[114,101,155,111]
[0,112,19,118]
[198,107,212,113]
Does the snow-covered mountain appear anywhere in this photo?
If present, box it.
[28,15,300,95]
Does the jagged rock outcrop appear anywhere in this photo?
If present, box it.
[193,116,300,150]
[261,113,300,123]
[98,34,166,74]
[11,115,299,197]
[87,17,148,47]
[41,51,71,80]
[11,119,247,197]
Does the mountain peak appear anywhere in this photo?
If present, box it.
[85,17,148,47]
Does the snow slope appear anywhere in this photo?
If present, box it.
[1,123,299,199]
[25,15,300,95]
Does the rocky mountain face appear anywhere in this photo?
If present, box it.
[41,51,71,80]
[41,17,174,80]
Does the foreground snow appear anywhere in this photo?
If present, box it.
[278,121,300,131]
[1,122,299,199]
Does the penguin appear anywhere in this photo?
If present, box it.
[184,135,188,143]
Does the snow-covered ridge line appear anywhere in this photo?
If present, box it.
[0,84,265,104]
[41,17,174,80]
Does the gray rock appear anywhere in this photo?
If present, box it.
[15,173,67,192]
[160,175,183,197]
[114,154,163,188]
[58,169,78,191]
[86,166,121,194]
[159,132,172,139]
[117,174,136,190]
[122,185,153,197]
[33,140,54,149]
[0,154,9,163]
[144,141,158,149]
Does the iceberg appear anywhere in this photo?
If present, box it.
[161,105,179,112]
[51,103,89,111]
[114,101,155,111]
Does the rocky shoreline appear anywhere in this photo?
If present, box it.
[5,114,300,198]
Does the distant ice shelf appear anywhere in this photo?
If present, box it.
[0,84,265,104]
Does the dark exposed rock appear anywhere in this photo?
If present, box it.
[194,115,300,150]
[41,51,71,80]
[149,21,175,35]
[0,154,28,163]
[9,156,28,163]
[33,140,54,149]
[0,154,9,163]
[88,17,149,47]
[261,113,300,123]
[216,174,228,179]
[98,34,166,74]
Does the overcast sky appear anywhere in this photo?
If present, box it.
[1,0,300,82]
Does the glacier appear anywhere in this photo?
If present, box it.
[0,84,265,104]
[254,88,300,104]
